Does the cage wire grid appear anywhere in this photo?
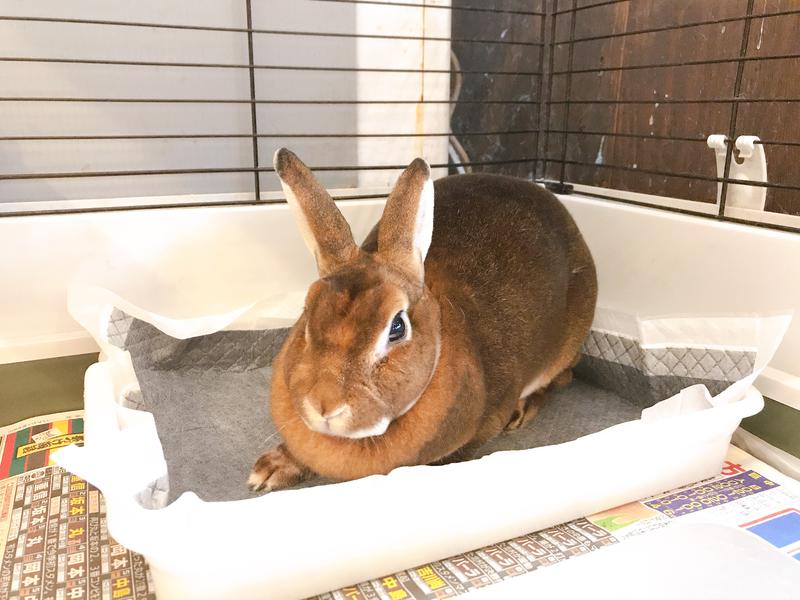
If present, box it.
[0,0,798,233]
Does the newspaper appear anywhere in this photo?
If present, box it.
[0,411,155,600]
[315,446,800,600]
[1,410,797,600]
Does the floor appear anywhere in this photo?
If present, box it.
[0,353,95,426]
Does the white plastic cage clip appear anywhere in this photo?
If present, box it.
[707,134,768,211]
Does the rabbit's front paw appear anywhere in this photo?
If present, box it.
[247,444,309,492]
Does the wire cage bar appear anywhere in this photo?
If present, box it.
[0,0,797,232]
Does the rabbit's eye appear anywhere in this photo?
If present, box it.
[388,311,407,342]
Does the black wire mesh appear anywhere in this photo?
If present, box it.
[0,0,545,212]
[0,0,798,232]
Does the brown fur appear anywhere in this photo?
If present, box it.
[248,149,597,492]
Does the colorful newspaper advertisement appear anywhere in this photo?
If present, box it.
[0,411,156,600]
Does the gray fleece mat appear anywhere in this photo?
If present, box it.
[125,347,638,503]
[107,308,751,504]
[112,310,751,504]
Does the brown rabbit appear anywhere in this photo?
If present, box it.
[248,149,597,492]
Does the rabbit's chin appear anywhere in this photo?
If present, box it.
[339,416,392,439]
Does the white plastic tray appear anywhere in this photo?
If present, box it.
[52,204,792,598]
[55,357,777,599]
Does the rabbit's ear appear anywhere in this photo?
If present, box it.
[274,148,359,277]
[378,158,434,282]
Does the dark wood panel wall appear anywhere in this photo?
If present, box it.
[450,0,544,180]
[451,0,800,216]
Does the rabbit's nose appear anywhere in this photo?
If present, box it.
[301,396,347,427]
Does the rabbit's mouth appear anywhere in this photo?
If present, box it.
[300,398,392,439]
